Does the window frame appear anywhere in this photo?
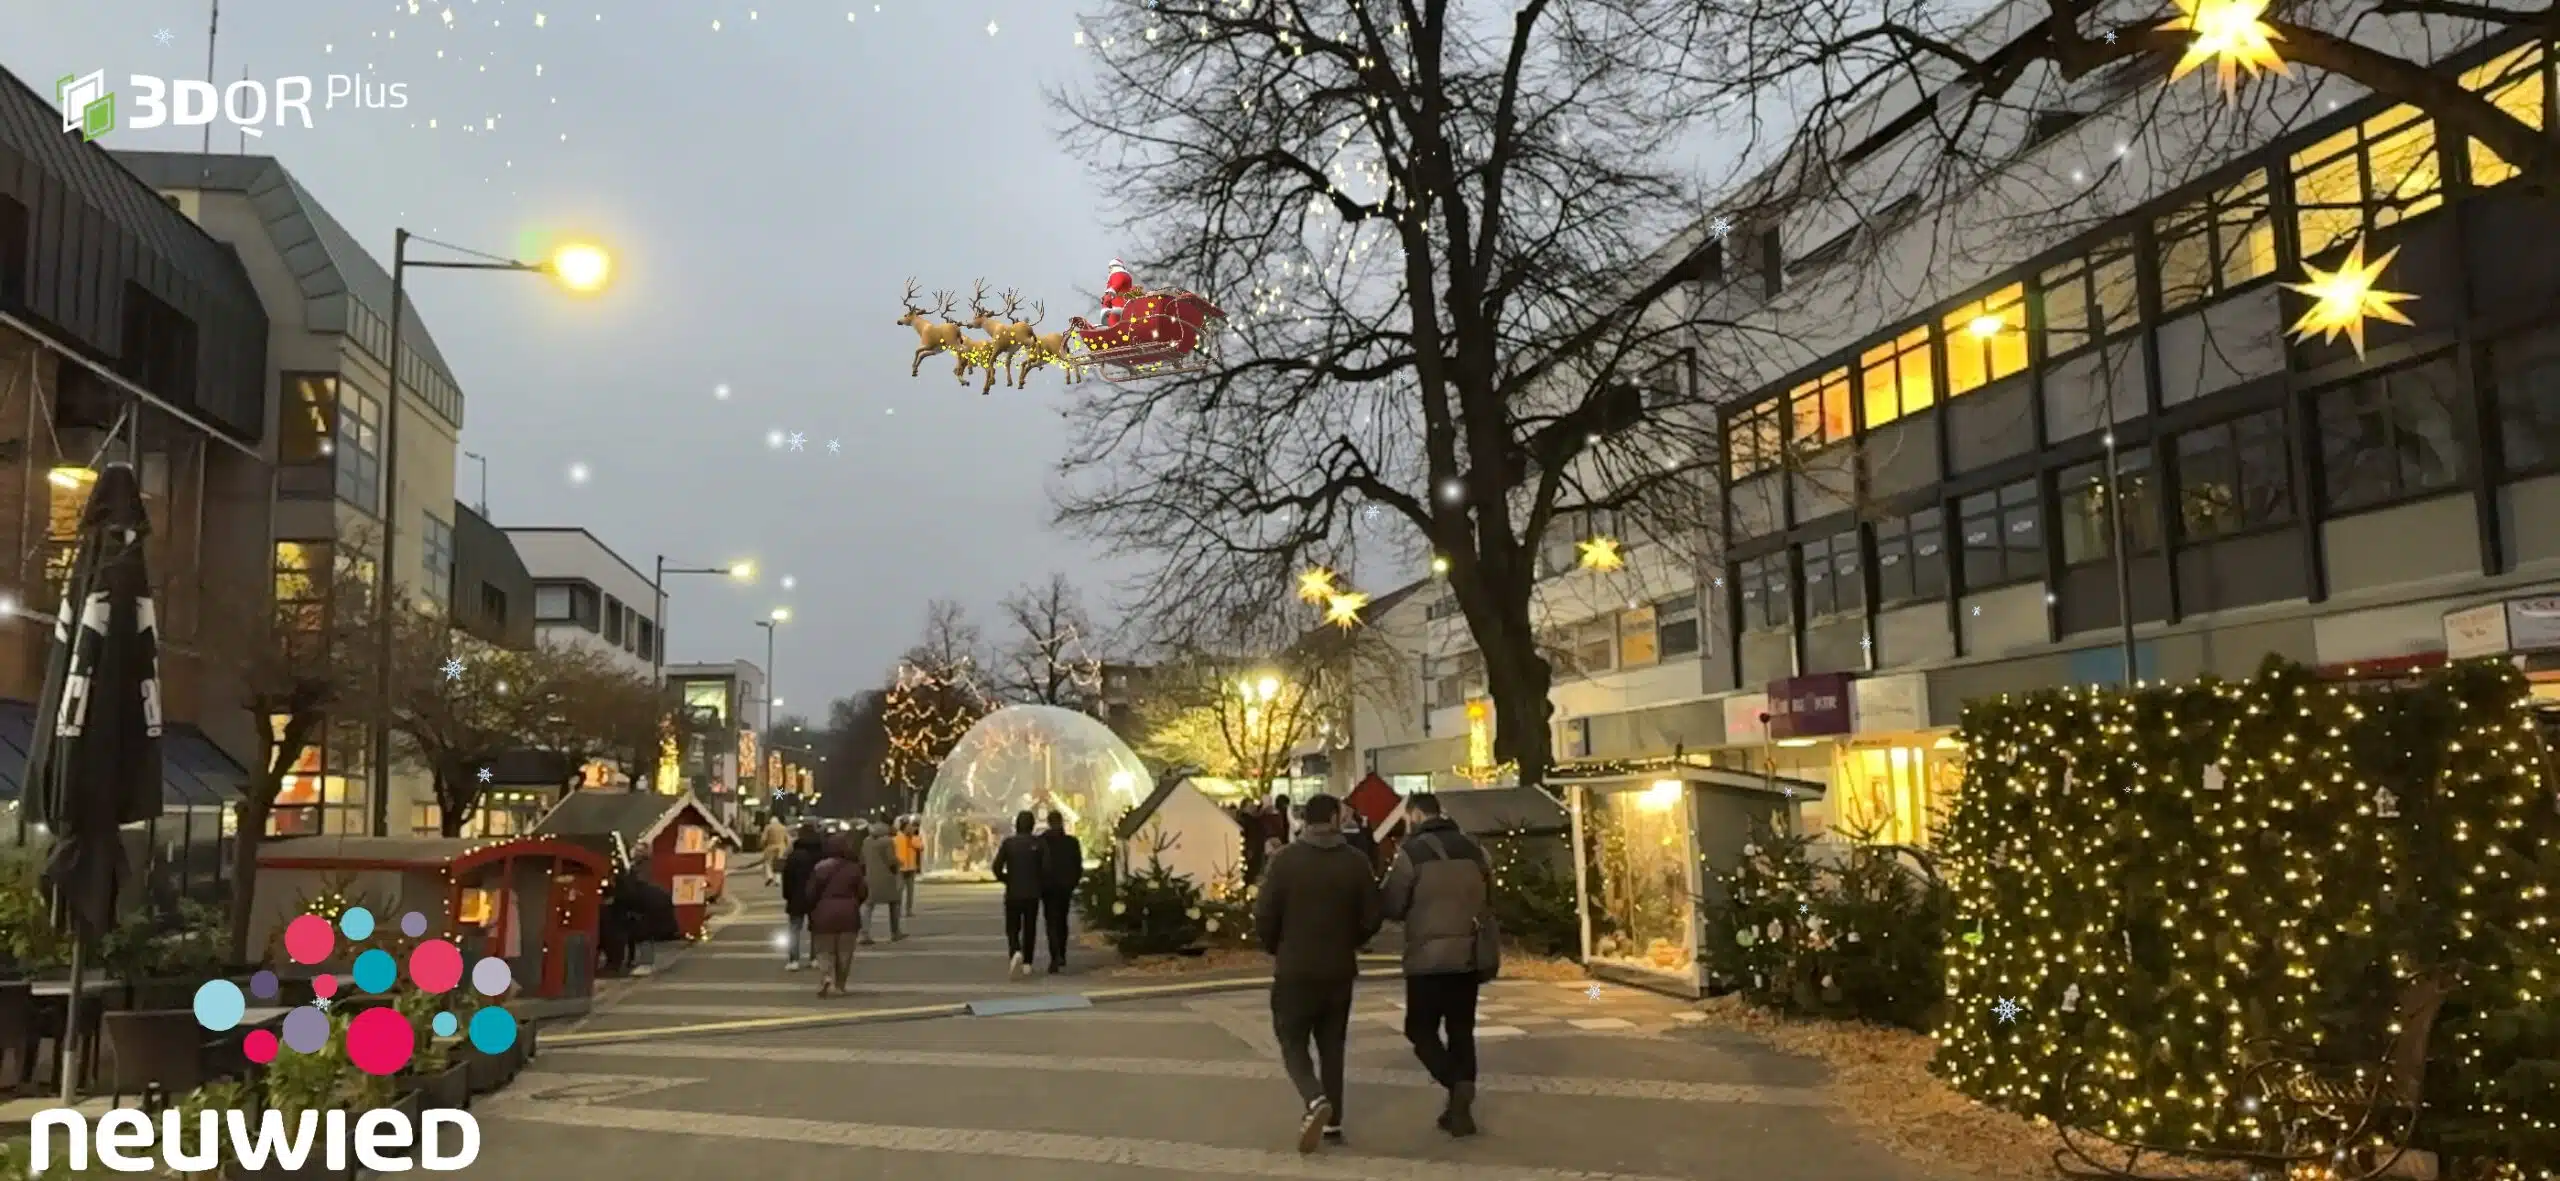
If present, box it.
[2038,238,2141,361]
[1727,399,1786,482]
[1859,326,1937,430]
[2173,409,2295,541]
[533,584,575,622]
[2461,41,2551,188]
[334,385,383,515]
[2155,168,2280,315]
[1789,366,1854,454]
[2311,353,2465,515]
[2490,326,2560,477]
[1873,508,1948,606]
[1942,283,2029,397]
[1737,553,1793,631]
[2056,448,2160,566]
[1656,593,1702,658]
[420,512,454,607]
[2289,103,2445,262]
[1957,479,2045,591]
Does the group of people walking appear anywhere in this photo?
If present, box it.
[764,815,923,996]
[1255,791,1496,1153]
[992,809,1083,978]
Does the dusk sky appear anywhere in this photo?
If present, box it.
[3,0,1139,712]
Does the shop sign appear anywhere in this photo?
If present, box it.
[2444,597,2560,659]
[1722,693,1769,745]
[1766,673,1852,741]
[1852,674,1930,734]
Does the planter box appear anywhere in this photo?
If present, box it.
[462,1046,516,1096]
[399,1061,470,1111]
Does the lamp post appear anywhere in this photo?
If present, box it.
[754,607,790,784]
[652,555,756,686]
[368,231,611,836]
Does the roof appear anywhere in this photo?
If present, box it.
[1432,785,1569,838]
[258,834,608,877]
[534,789,739,851]
[0,702,243,807]
[500,527,661,594]
[107,152,465,431]
[1114,767,1204,840]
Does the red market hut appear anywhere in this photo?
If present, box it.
[253,835,609,1000]
[534,789,737,940]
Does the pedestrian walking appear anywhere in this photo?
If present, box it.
[778,822,825,971]
[860,819,907,943]
[896,817,923,918]
[1379,791,1500,1137]
[1343,811,1378,874]
[991,810,1046,979]
[1035,810,1082,974]
[1252,793,1381,1154]
[761,814,790,887]
[805,831,868,996]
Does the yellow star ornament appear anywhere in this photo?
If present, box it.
[1295,566,1339,604]
[1322,591,1370,629]
[2163,0,2287,98]
[2286,241,2415,358]
[1576,535,1625,572]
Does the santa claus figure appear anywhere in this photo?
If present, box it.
[1100,259,1140,327]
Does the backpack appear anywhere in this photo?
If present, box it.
[1412,831,1503,983]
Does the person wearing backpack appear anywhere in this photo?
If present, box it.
[1378,792,1500,1138]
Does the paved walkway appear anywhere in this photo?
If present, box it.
[470,878,1931,1180]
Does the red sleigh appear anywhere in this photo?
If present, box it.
[1067,290,1227,383]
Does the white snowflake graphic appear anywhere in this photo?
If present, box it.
[441,657,464,681]
[787,432,806,452]
[1992,997,2024,1023]
[1707,214,1733,241]
[477,766,494,784]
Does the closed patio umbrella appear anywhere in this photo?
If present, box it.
[26,462,163,1101]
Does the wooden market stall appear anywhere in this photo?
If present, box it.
[533,789,737,940]
[253,835,608,1000]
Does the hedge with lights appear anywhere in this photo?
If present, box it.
[1934,656,2558,1175]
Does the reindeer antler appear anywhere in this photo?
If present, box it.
[1027,299,1046,328]
[970,279,995,319]
[932,290,962,320]
[901,278,926,312]
[999,288,1024,318]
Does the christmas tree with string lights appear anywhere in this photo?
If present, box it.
[881,659,989,800]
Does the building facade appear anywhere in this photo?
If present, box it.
[0,68,274,831]
[665,660,766,826]
[1349,13,2560,853]
[119,151,472,836]
[504,526,664,680]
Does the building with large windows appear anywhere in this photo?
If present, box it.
[504,526,663,680]
[1348,10,2560,858]
[121,151,474,836]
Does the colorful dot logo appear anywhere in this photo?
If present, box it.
[189,906,517,1076]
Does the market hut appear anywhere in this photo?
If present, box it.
[252,835,609,999]
[533,789,737,939]
[1113,769,1239,891]
[1547,755,1826,998]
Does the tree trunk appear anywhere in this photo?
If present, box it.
[435,767,468,838]
[226,796,270,963]
[1484,637,1556,786]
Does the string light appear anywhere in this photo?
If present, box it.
[882,659,990,791]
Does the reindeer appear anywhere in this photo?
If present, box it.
[963,281,1039,392]
[897,280,972,381]
[1013,301,1085,386]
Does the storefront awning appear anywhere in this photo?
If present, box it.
[1547,756,1826,800]
[0,700,245,808]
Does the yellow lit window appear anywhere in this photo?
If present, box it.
[2158,170,2276,314]
[274,540,331,601]
[2463,42,2548,187]
[1858,327,1935,429]
[1942,283,2027,396]
[2292,105,2443,259]
[457,889,496,925]
[1789,366,1853,449]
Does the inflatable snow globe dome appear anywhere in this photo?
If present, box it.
[920,704,1152,877]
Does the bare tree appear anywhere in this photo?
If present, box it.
[517,641,662,797]
[882,600,993,803]
[906,598,986,675]
[994,574,1105,710]
[1135,600,1413,797]
[1052,1,1768,786]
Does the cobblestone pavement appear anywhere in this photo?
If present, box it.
[464,878,1936,1181]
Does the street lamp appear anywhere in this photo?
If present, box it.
[754,608,788,749]
[369,230,614,836]
[653,555,758,686]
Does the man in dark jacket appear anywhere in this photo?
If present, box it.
[1036,811,1082,974]
[778,824,826,972]
[1253,793,1381,1154]
[990,810,1046,979]
[1379,792,1495,1137]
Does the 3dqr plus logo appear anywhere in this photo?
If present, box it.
[56,68,408,142]
[32,906,512,1173]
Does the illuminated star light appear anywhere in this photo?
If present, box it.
[1576,535,1624,572]
[787,432,806,452]
[1992,997,2024,1023]
[1322,590,1369,629]
[1295,566,1340,604]
[476,766,494,784]
[2163,0,2287,98]
[440,657,464,681]
[2286,240,2414,357]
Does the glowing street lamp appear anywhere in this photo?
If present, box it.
[770,606,793,622]
[546,242,613,292]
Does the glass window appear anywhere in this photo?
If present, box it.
[2315,356,2463,512]
[1583,784,1697,971]
[1859,327,1936,429]
[2157,169,2278,313]
[1874,509,1947,605]
[1572,618,1615,675]
[2040,239,2139,357]
[1799,530,1863,618]
[2175,409,2293,539]
[1656,593,1701,658]
[1738,554,1791,631]
[1618,605,1659,667]
[1943,283,2028,396]
[420,513,453,608]
[2056,449,2159,565]
[334,386,382,514]
[2491,329,2560,473]
[2462,42,2549,188]
[638,617,659,661]
[280,374,337,465]
[1790,367,1853,451]
[603,595,626,644]
[2291,105,2444,259]
[1958,480,2044,589]
[1727,400,1785,481]
[534,584,573,621]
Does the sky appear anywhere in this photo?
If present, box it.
[3,0,1138,715]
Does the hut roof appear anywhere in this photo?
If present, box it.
[533,789,738,853]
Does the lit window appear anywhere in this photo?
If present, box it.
[1789,367,1853,450]
[1942,283,2027,396]
[2040,239,2139,357]
[2463,42,2548,187]
[1726,400,1786,481]
[2291,105,2443,260]
[1859,327,1935,429]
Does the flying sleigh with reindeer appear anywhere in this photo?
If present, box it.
[895,260,1225,392]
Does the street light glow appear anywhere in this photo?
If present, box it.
[1967,313,2005,339]
[548,242,612,292]
[771,607,792,622]
[729,561,757,581]
[1257,675,1281,701]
